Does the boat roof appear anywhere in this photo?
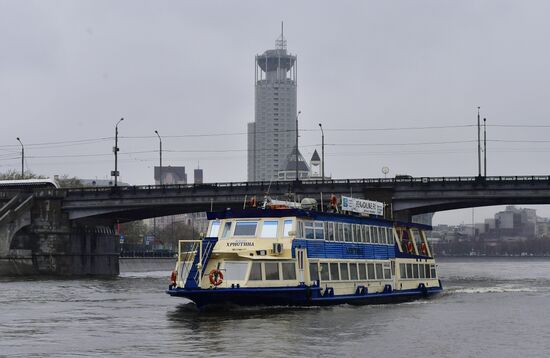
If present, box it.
[207,208,432,230]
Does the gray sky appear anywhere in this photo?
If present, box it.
[1,0,550,224]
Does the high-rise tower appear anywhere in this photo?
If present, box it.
[248,24,298,181]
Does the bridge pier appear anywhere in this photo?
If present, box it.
[1,194,119,276]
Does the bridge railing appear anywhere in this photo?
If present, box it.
[52,175,550,195]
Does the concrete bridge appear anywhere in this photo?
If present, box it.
[57,175,550,220]
[2,175,550,275]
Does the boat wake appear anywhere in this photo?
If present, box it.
[450,284,539,294]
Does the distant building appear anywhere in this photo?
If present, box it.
[150,165,207,237]
[194,168,203,184]
[248,25,298,182]
[536,218,550,239]
[412,213,435,226]
[155,166,186,185]
[309,150,321,179]
[493,206,536,238]
[277,147,310,180]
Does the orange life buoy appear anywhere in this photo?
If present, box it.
[170,270,177,284]
[407,241,414,254]
[249,196,257,208]
[330,195,338,208]
[209,269,224,286]
[421,242,427,255]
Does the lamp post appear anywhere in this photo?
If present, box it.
[477,107,481,177]
[113,118,124,187]
[16,137,24,178]
[318,123,325,182]
[295,110,301,181]
[483,118,487,177]
[155,130,162,185]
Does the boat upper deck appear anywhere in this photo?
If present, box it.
[207,208,432,231]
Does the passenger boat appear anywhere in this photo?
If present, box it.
[166,196,442,308]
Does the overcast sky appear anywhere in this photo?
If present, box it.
[1,0,550,224]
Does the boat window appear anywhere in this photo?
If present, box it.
[430,265,437,278]
[349,263,358,280]
[367,263,375,280]
[382,228,389,244]
[375,263,383,280]
[372,227,379,243]
[283,220,293,237]
[265,262,280,280]
[320,263,330,281]
[325,222,334,241]
[343,224,352,242]
[364,226,371,243]
[383,263,391,280]
[412,264,419,279]
[234,221,258,236]
[400,263,406,279]
[329,263,340,280]
[282,262,296,280]
[425,264,431,278]
[221,222,232,239]
[209,221,221,237]
[353,224,363,242]
[406,264,413,279]
[419,263,426,279]
[378,227,384,244]
[358,263,367,280]
[340,263,349,280]
[304,221,315,239]
[314,222,324,240]
[249,262,263,280]
[261,221,278,238]
[336,223,343,241]
[309,263,319,281]
[224,261,249,281]
[391,261,395,276]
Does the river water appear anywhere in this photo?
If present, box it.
[1,258,549,357]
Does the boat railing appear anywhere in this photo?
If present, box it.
[177,240,203,288]
[177,239,217,288]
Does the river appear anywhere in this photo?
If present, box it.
[1,257,549,357]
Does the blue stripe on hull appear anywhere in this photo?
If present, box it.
[166,285,442,308]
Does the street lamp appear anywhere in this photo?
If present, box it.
[483,117,487,177]
[318,123,325,182]
[477,107,481,177]
[16,137,24,178]
[113,118,124,187]
[155,130,162,185]
[295,110,301,181]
